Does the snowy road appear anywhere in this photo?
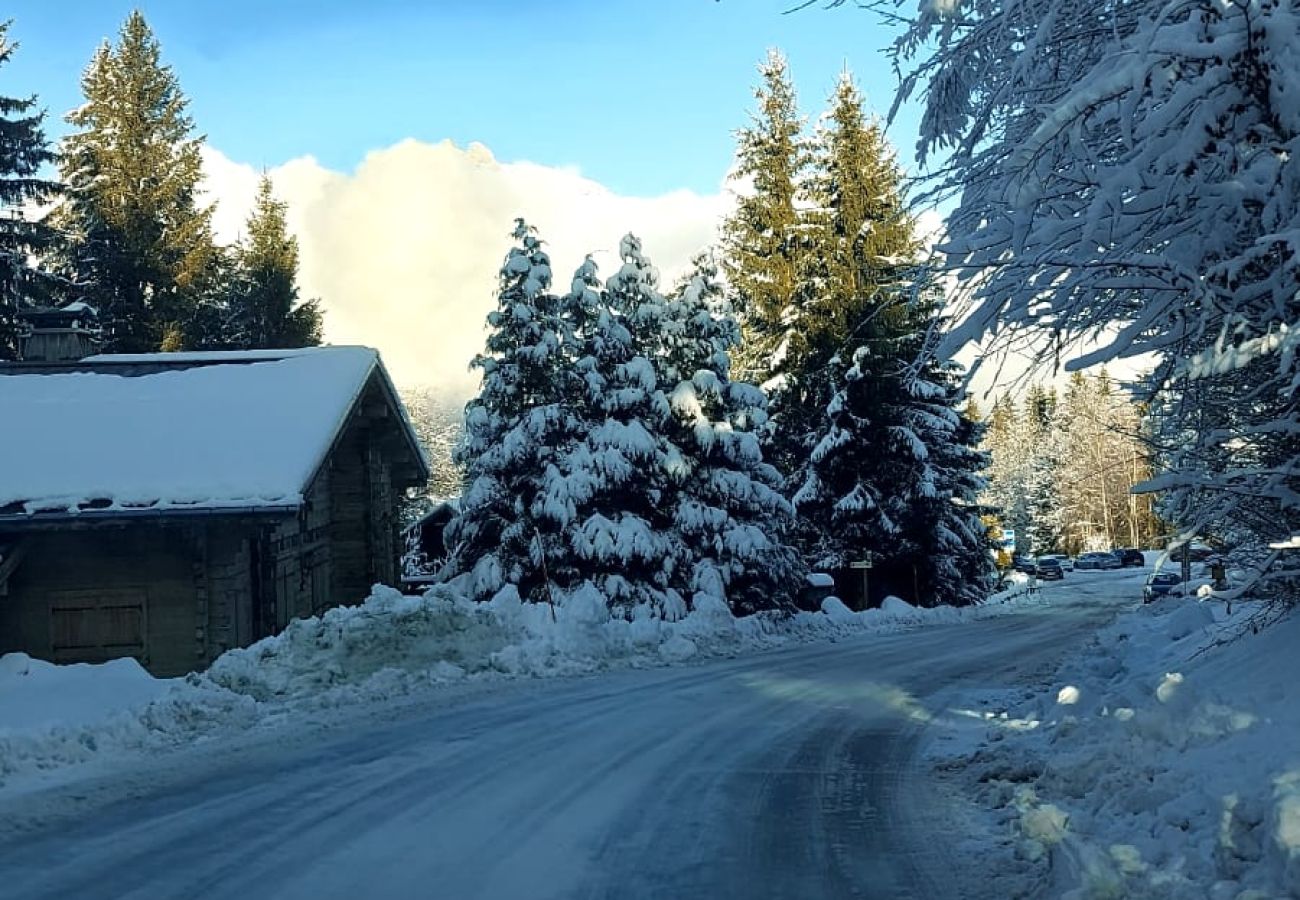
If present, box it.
[0,577,1138,900]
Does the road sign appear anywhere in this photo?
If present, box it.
[1000,528,1015,550]
[849,556,873,570]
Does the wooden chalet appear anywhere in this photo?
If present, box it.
[0,346,429,676]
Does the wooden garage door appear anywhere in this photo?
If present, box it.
[49,588,147,662]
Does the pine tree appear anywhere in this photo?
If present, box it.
[1023,394,1064,555]
[794,275,992,606]
[220,174,322,349]
[54,11,219,352]
[448,231,802,617]
[905,351,997,605]
[658,253,803,614]
[771,71,922,482]
[0,23,62,359]
[444,220,570,602]
[722,50,806,387]
[980,394,1034,553]
[556,234,686,613]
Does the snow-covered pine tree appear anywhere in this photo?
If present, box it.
[552,234,687,614]
[904,340,997,605]
[980,395,1032,553]
[658,252,803,615]
[444,220,574,602]
[794,272,993,607]
[0,23,62,359]
[1022,389,1064,555]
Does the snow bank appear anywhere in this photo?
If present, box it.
[932,597,1300,898]
[1,582,1040,789]
[0,653,258,785]
[0,653,169,732]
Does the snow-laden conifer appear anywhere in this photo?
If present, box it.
[554,234,687,614]
[445,220,571,602]
[796,279,993,606]
[659,253,803,614]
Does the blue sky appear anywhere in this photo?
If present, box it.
[5,0,924,197]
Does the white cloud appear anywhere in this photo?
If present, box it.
[199,141,731,398]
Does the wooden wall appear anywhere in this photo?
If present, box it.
[0,526,225,677]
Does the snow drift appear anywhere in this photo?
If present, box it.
[932,597,1300,899]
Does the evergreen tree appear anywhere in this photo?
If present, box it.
[220,174,322,348]
[771,71,921,482]
[1023,395,1064,555]
[981,394,1033,553]
[557,234,686,613]
[447,229,801,617]
[722,50,806,386]
[906,352,997,604]
[658,253,803,614]
[0,23,62,359]
[54,11,219,352]
[794,275,992,606]
[444,220,570,603]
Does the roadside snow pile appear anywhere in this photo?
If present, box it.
[0,581,1037,789]
[204,583,985,702]
[0,653,169,731]
[0,653,257,784]
[931,598,1300,899]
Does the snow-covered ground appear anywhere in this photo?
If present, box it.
[0,582,1040,794]
[928,567,1300,898]
[13,564,1287,897]
[0,581,1128,900]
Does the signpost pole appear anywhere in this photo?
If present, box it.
[850,554,873,610]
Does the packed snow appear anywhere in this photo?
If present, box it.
[0,583,1039,790]
[0,654,170,731]
[929,576,1300,898]
[0,347,399,515]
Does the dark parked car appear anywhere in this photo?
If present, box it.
[1143,572,1183,602]
[1114,548,1145,567]
[1077,551,1123,570]
[1035,557,1065,580]
[1012,554,1038,574]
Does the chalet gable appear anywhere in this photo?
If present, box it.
[0,347,429,525]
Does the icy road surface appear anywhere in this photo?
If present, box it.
[0,574,1139,899]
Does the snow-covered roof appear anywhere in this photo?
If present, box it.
[0,346,424,520]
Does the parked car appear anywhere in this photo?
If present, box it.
[1035,557,1065,580]
[1114,547,1145,567]
[1143,572,1183,602]
[1039,553,1074,572]
[1012,554,1038,574]
[1077,551,1123,570]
